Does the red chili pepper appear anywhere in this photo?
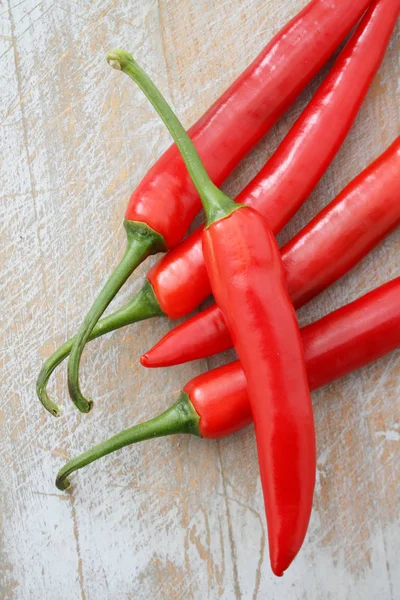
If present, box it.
[36,0,396,415]
[142,134,400,367]
[106,50,316,577]
[56,276,400,505]
[203,210,316,577]
[62,0,372,417]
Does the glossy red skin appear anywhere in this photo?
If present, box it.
[203,207,316,576]
[285,136,400,308]
[147,229,206,318]
[125,0,371,249]
[142,136,400,367]
[146,0,398,316]
[186,277,400,439]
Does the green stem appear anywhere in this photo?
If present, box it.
[56,392,200,490]
[107,50,240,227]
[67,220,165,413]
[37,279,164,417]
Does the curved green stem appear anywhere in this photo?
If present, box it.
[56,392,200,490]
[37,280,164,417]
[107,50,240,227]
[67,220,165,413]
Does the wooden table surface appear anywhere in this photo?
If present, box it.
[1,0,399,597]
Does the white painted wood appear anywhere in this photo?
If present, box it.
[1,0,399,597]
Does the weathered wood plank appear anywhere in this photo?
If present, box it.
[0,0,399,597]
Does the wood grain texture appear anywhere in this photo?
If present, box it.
[0,0,398,597]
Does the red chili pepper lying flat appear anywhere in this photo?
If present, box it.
[142,134,400,367]
[56,276,400,505]
[106,50,315,577]
[36,0,398,415]
[62,0,372,416]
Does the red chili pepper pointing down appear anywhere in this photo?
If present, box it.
[103,49,316,577]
